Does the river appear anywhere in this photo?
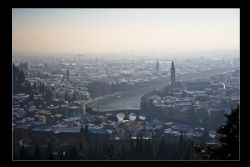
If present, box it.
[97,84,166,111]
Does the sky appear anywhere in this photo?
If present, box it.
[12,8,240,54]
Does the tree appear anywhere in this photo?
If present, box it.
[58,151,64,160]
[158,136,165,159]
[70,146,78,159]
[201,128,210,144]
[216,105,239,159]
[135,135,140,154]
[18,71,25,84]
[137,134,144,154]
[194,105,239,160]
[145,139,153,159]
[19,145,26,159]
[177,131,184,159]
[13,64,19,93]
[13,64,18,83]
[25,82,33,95]
[48,142,54,160]
[80,125,84,134]
[64,151,69,160]
[129,134,134,154]
[84,125,89,139]
[13,64,26,93]
[79,141,83,152]
[34,144,41,160]
[122,144,125,157]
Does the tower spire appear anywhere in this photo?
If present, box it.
[156,59,159,71]
[171,61,175,87]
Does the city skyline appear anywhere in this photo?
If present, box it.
[12,8,239,55]
[12,8,240,160]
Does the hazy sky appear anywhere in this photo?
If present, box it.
[12,8,240,54]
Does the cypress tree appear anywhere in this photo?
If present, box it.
[34,144,41,160]
[79,141,83,152]
[48,142,54,160]
[194,105,239,160]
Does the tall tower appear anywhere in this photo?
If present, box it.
[66,69,70,82]
[156,59,159,71]
[171,61,175,87]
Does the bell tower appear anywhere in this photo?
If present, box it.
[171,61,175,87]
